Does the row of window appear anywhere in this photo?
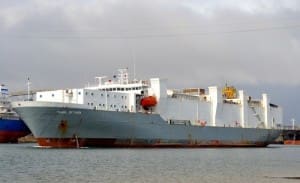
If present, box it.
[40,90,133,99]
[39,93,128,100]
[99,87,143,92]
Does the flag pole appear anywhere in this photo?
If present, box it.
[27,77,31,101]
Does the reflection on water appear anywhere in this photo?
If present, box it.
[0,144,299,183]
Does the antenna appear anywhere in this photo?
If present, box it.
[27,77,31,101]
[132,47,136,81]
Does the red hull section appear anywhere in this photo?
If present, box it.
[284,140,300,145]
[37,138,268,148]
[0,131,31,143]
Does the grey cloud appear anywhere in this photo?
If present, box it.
[0,0,299,123]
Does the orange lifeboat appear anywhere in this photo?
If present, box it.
[140,96,157,110]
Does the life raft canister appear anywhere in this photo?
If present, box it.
[140,96,157,110]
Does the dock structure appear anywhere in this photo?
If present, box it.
[282,127,300,145]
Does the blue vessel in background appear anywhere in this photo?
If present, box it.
[0,84,30,143]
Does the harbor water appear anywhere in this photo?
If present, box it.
[0,144,299,183]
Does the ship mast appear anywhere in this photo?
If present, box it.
[118,68,129,84]
[27,77,31,101]
[291,118,295,130]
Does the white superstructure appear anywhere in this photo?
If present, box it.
[35,69,283,129]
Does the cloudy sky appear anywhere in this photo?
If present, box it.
[0,0,299,124]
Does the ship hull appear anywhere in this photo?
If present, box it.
[35,138,270,148]
[13,102,282,148]
[0,119,31,143]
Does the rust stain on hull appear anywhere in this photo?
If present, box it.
[37,138,269,148]
[284,140,300,145]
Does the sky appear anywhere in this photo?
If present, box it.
[0,0,299,125]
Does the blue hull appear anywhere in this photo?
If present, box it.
[0,118,31,143]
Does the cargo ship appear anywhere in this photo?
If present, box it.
[0,85,30,143]
[12,69,282,148]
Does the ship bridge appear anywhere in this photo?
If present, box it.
[85,68,150,95]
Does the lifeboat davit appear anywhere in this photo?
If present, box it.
[140,96,157,110]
